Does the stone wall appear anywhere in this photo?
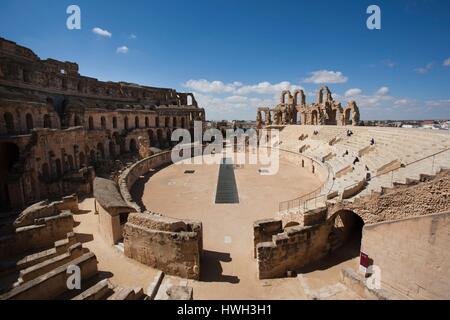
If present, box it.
[255,218,332,279]
[343,169,450,225]
[0,37,205,211]
[0,212,74,260]
[361,211,450,299]
[118,151,172,212]
[123,213,202,280]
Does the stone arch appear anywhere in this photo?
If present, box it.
[112,116,118,129]
[311,109,319,125]
[173,117,177,127]
[43,114,52,129]
[344,101,360,126]
[55,159,63,178]
[3,112,14,133]
[0,142,20,210]
[88,116,94,130]
[166,129,172,147]
[148,130,156,146]
[293,89,306,106]
[124,117,129,130]
[101,116,107,129]
[155,116,159,127]
[67,155,74,170]
[186,93,196,106]
[129,138,137,153]
[328,108,337,125]
[74,115,81,127]
[181,117,186,129]
[25,113,34,132]
[316,86,332,104]
[41,163,50,182]
[344,108,352,125]
[157,129,164,147]
[89,149,96,164]
[135,116,140,129]
[97,142,105,159]
[145,117,149,128]
[280,90,291,104]
[164,117,170,128]
[79,152,86,167]
[109,141,116,157]
[328,209,365,253]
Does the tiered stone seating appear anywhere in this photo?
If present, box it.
[278,125,450,211]
[0,200,150,300]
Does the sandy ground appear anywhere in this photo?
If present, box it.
[73,152,360,299]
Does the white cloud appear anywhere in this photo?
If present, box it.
[183,79,239,93]
[443,58,450,67]
[345,88,362,97]
[130,34,137,39]
[92,27,112,38]
[116,46,129,54]
[382,59,396,68]
[415,62,434,74]
[303,70,348,84]
[425,99,450,107]
[235,81,303,95]
[183,79,303,95]
[376,86,390,96]
[394,99,415,106]
[334,87,395,109]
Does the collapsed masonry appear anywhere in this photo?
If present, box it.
[256,87,360,128]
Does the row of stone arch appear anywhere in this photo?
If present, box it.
[257,87,360,127]
[2,111,54,134]
[280,86,333,106]
[83,115,187,131]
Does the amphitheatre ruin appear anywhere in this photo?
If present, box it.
[0,37,449,300]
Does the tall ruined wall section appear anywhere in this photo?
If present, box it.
[338,170,450,225]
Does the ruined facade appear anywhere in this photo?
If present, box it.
[0,38,205,211]
[256,86,360,128]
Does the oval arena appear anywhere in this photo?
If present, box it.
[1,38,450,300]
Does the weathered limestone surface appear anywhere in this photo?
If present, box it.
[0,37,205,210]
[256,86,360,127]
[0,212,74,260]
[361,211,450,300]
[123,212,202,280]
[343,170,450,224]
[255,221,332,279]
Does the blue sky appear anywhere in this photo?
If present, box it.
[1,0,449,120]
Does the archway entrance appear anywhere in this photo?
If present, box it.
[311,110,319,125]
[344,109,352,125]
[329,210,364,254]
[0,142,20,211]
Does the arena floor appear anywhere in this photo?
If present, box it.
[73,151,360,299]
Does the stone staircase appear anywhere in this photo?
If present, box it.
[0,202,193,300]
